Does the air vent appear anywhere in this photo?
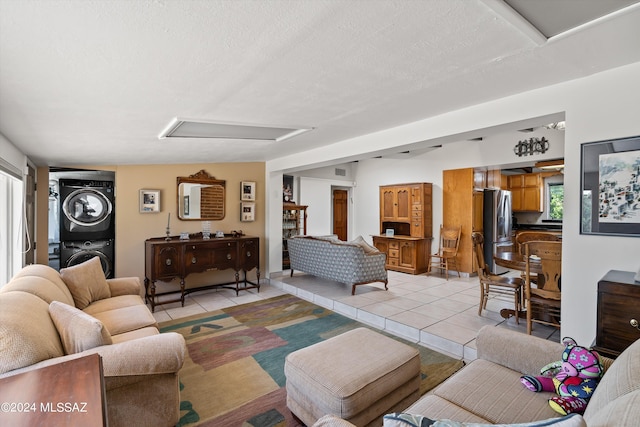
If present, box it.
[158,117,313,142]
[335,168,346,176]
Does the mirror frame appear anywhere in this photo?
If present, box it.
[177,170,226,221]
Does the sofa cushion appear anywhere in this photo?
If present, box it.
[350,235,380,254]
[0,291,64,374]
[49,301,112,354]
[431,359,560,424]
[90,304,157,336]
[83,294,147,315]
[5,264,75,305]
[382,413,586,427]
[582,388,640,427]
[583,336,640,420]
[1,276,74,305]
[60,256,111,309]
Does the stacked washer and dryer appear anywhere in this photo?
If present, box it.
[54,171,115,278]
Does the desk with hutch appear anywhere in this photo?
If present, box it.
[144,234,260,312]
[372,183,433,274]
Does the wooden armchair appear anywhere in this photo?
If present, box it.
[427,225,461,280]
[523,240,562,335]
[472,232,523,323]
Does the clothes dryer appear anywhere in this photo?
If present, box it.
[60,239,114,278]
[60,179,114,241]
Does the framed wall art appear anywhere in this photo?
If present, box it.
[241,181,256,201]
[241,202,255,222]
[580,135,640,237]
[140,189,161,213]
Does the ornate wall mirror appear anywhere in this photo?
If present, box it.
[177,170,226,221]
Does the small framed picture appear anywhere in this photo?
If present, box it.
[241,181,256,201]
[241,202,255,222]
[183,196,190,216]
[385,228,395,237]
[139,189,161,213]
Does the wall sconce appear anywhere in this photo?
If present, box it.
[514,137,549,157]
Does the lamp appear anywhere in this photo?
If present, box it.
[535,159,564,170]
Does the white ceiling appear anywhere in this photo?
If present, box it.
[1,0,639,167]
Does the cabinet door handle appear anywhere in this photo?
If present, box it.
[165,259,172,266]
[631,319,639,330]
[227,254,232,260]
[246,251,251,257]
[192,257,197,264]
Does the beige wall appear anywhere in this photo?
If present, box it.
[37,163,265,290]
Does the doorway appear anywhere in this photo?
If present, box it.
[332,188,348,241]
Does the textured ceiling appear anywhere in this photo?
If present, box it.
[1,0,639,166]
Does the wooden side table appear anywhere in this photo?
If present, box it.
[594,270,640,359]
[0,354,107,426]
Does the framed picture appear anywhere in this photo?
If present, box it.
[183,196,190,216]
[139,189,161,213]
[580,135,640,237]
[241,202,255,222]
[241,181,256,201]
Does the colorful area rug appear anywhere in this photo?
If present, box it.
[159,294,464,427]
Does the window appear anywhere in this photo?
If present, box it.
[0,170,23,286]
[548,183,564,220]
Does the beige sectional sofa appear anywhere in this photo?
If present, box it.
[313,325,640,426]
[0,258,186,427]
[288,235,388,295]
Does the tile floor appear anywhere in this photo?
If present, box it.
[149,270,560,362]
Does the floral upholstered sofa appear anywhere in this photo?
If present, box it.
[287,235,387,295]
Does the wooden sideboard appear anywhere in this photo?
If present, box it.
[0,354,107,426]
[372,235,431,275]
[144,235,260,312]
[594,270,640,358]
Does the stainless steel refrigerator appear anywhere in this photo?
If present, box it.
[483,189,512,274]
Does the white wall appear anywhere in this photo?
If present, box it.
[266,61,640,345]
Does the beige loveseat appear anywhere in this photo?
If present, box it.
[0,258,186,427]
[313,326,639,426]
[288,235,388,295]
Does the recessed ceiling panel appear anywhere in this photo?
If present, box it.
[158,118,312,142]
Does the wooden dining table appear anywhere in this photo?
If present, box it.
[493,251,543,321]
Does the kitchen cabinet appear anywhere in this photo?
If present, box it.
[282,204,307,269]
[594,270,640,358]
[442,168,477,274]
[508,173,542,212]
[374,183,432,274]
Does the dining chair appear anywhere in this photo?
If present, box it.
[523,240,562,335]
[471,232,523,323]
[428,225,462,280]
[515,232,561,283]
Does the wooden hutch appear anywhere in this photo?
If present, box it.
[372,183,433,274]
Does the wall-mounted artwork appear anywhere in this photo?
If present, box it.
[140,189,161,213]
[241,181,256,201]
[581,135,640,237]
[241,202,255,222]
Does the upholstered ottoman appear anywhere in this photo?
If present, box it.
[285,327,421,427]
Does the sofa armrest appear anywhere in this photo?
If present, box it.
[0,333,186,380]
[312,415,357,427]
[86,332,186,376]
[106,277,141,297]
[476,325,564,375]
